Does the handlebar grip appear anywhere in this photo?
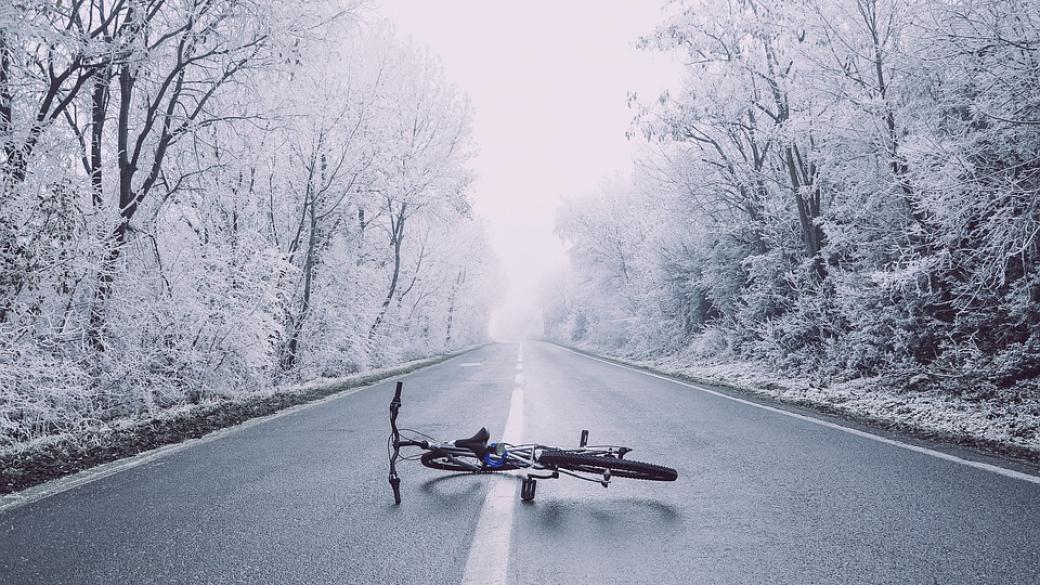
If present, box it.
[390,476,401,505]
[392,381,403,404]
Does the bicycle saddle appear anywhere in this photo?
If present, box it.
[454,427,490,459]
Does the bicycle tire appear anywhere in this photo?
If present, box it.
[420,449,521,472]
[538,451,677,481]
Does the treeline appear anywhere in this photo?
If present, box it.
[0,1,496,449]
[544,0,1040,394]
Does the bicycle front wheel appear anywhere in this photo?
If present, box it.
[420,449,521,472]
[538,451,678,481]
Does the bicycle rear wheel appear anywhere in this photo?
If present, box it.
[420,449,521,472]
[538,451,677,481]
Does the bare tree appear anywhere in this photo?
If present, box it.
[85,0,276,348]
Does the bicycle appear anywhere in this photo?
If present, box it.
[386,382,678,503]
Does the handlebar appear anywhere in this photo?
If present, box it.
[391,380,403,409]
[388,381,403,504]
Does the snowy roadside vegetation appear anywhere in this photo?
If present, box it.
[542,0,1040,458]
[0,347,477,494]
[568,344,1040,460]
[0,1,497,467]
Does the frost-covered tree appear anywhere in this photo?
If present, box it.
[0,4,497,451]
[363,39,474,343]
[546,0,1040,395]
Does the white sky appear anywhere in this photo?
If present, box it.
[373,1,680,338]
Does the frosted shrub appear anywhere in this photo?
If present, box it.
[687,327,730,359]
[0,344,95,448]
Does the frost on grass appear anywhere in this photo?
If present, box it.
[0,347,473,495]
[649,353,1040,455]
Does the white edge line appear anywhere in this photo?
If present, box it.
[0,350,475,515]
[556,345,1040,486]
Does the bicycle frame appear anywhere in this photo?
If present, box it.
[388,381,669,504]
[421,441,634,485]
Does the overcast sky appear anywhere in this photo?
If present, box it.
[373,1,680,338]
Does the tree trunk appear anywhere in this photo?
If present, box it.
[370,206,406,339]
[370,234,403,339]
[0,34,14,324]
[861,0,923,232]
[87,63,135,349]
[0,33,13,172]
[280,197,319,371]
[783,145,826,280]
[444,270,465,346]
[89,70,111,208]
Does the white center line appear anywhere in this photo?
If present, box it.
[460,345,524,585]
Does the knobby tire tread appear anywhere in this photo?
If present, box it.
[538,451,678,481]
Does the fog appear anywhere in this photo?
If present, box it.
[375,1,680,339]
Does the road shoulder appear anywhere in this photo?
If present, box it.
[0,345,483,505]
[550,341,1040,477]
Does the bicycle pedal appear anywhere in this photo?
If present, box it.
[520,477,537,502]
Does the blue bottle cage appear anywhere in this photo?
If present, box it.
[482,443,509,468]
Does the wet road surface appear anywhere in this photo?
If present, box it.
[2,342,1038,584]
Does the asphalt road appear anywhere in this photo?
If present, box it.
[1,342,1038,585]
